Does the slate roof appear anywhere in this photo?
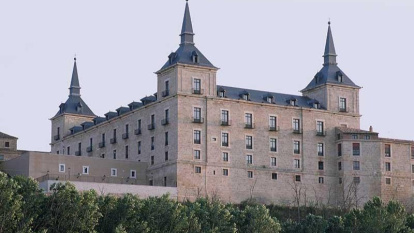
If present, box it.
[158,2,216,72]
[0,131,18,139]
[55,58,95,118]
[217,85,325,109]
[302,23,360,92]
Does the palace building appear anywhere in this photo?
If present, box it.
[49,2,414,206]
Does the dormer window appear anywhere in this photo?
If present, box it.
[192,51,199,63]
[76,103,82,113]
[313,103,320,109]
[266,96,273,103]
[243,94,249,101]
[290,99,297,106]
[337,71,343,82]
[168,52,176,65]
[219,90,225,98]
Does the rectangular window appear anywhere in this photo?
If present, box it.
[221,110,229,125]
[223,169,229,176]
[164,109,169,123]
[245,113,253,128]
[353,161,360,170]
[246,155,253,165]
[222,152,229,162]
[293,119,300,132]
[67,146,70,155]
[82,166,89,175]
[353,143,360,156]
[130,170,136,178]
[111,168,117,177]
[318,161,324,170]
[294,141,300,154]
[5,141,10,148]
[295,175,301,182]
[385,162,391,172]
[269,116,277,130]
[194,107,202,121]
[338,162,342,171]
[353,177,361,184]
[317,143,324,156]
[125,145,129,159]
[101,153,105,158]
[165,151,169,161]
[339,97,347,112]
[294,159,300,169]
[245,136,253,149]
[138,119,142,131]
[272,173,278,180]
[194,130,201,144]
[193,79,201,91]
[386,177,391,185]
[165,80,169,91]
[165,132,169,146]
[338,144,342,156]
[59,164,65,173]
[125,124,129,135]
[318,177,324,184]
[364,135,371,140]
[385,144,391,157]
[138,141,141,154]
[317,121,324,135]
[271,157,277,167]
[270,138,277,152]
[151,156,154,165]
[151,114,155,126]
[339,178,343,184]
[411,146,414,159]
[247,171,253,178]
[352,134,358,139]
[151,137,155,150]
[221,132,229,147]
[163,177,167,187]
[113,150,117,160]
[194,150,201,160]
[113,129,117,140]
[195,166,202,174]
[412,164,414,173]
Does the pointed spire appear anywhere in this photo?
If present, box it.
[180,0,195,45]
[69,57,81,97]
[323,21,337,66]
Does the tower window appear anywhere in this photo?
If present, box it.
[192,51,199,63]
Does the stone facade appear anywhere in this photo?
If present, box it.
[48,2,413,207]
[0,131,24,161]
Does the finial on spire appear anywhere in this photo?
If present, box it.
[328,20,331,25]
[74,54,77,61]
[323,21,337,66]
[69,57,81,97]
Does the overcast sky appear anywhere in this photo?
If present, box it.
[0,0,413,151]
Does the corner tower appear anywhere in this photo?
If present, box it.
[50,58,95,150]
[302,22,361,117]
[156,1,218,100]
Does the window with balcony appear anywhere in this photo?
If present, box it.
[135,119,142,135]
[222,152,229,162]
[87,138,93,152]
[221,110,230,126]
[162,109,169,125]
[195,166,202,173]
[247,171,253,178]
[294,159,300,169]
[193,107,203,123]
[294,141,300,154]
[246,155,253,165]
[123,124,129,139]
[338,143,342,156]
[162,80,170,97]
[194,150,201,160]
[385,144,391,157]
[193,79,202,94]
[318,161,324,170]
[76,142,82,156]
[269,116,278,131]
[316,121,325,136]
[111,129,117,144]
[221,132,229,147]
[385,162,391,172]
[293,119,301,133]
[353,161,360,170]
[194,130,201,144]
[99,133,105,148]
[148,115,156,130]
[270,138,277,152]
[223,169,229,176]
[245,113,254,129]
[317,143,324,156]
[339,97,347,112]
[245,136,253,149]
[271,157,277,167]
[353,143,360,156]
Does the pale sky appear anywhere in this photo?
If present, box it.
[0,0,413,151]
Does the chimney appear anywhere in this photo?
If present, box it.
[369,126,373,132]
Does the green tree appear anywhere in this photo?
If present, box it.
[39,182,101,233]
[326,216,345,233]
[298,214,328,233]
[0,172,23,233]
[236,204,281,233]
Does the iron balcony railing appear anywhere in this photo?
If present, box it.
[148,124,155,130]
[110,138,117,144]
[293,129,303,134]
[134,129,142,135]
[245,123,255,129]
[269,126,280,132]
[75,151,81,156]
[316,131,327,136]
[162,90,170,97]
[161,118,170,125]
[192,89,204,95]
[54,135,60,141]
[193,117,204,123]
[98,142,105,148]
[221,120,231,126]
[122,133,129,139]
[86,146,93,153]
